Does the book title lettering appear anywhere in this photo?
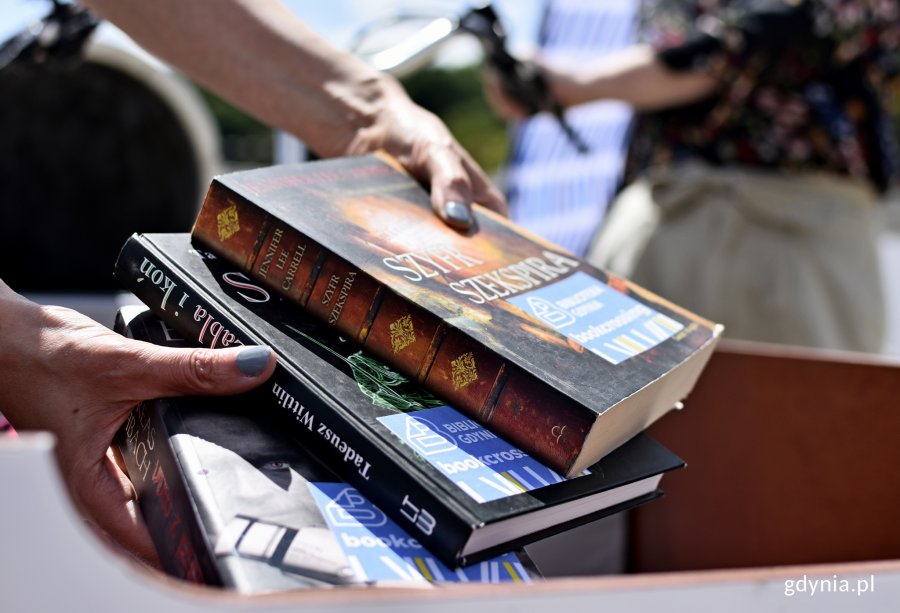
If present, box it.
[138,257,190,313]
[241,162,395,197]
[122,404,156,483]
[382,246,580,305]
[192,305,244,349]
[272,382,373,481]
[150,462,204,583]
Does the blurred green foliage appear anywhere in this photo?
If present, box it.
[197,88,273,164]
[196,66,509,174]
[401,65,509,174]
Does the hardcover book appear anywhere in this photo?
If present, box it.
[114,232,685,568]
[191,153,722,476]
[114,306,536,590]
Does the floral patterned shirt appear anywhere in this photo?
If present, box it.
[628,0,900,192]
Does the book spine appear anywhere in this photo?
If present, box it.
[193,184,592,474]
[115,399,220,585]
[115,235,475,566]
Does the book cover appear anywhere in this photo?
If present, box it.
[114,306,535,591]
[191,153,722,476]
[115,232,685,568]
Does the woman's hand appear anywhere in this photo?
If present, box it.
[0,282,275,564]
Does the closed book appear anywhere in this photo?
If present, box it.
[191,153,722,476]
[114,305,537,591]
[114,232,685,568]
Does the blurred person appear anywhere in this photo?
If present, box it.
[495,0,900,352]
[0,0,506,563]
[494,0,639,256]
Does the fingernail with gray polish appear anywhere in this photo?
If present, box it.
[444,200,472,226]
[236,346,271,377]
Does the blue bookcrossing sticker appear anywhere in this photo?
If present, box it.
[507,271,683,364]
[308,483,530,583]
[378,405,585,504]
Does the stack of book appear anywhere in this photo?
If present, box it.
[116,306,539,590]
[114,153,721,591]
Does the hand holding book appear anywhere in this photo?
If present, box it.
[0,277,276,566]
[80,0,507,229]
[2,0,513,574]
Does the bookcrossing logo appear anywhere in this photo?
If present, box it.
[378,406,580,504]
[403,416,457,456]
[308,483,530,583]
[322,487,387,529]
[507,271,684,365]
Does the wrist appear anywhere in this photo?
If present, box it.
[0,280,39,343]
[0,284,45,426]
[551,74,586,108]
[543,66,593,108]
[306,70,402,158]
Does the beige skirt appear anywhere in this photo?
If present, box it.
[586,161,885,353]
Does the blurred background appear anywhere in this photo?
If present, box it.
[0,0,526,290]
[1,0,898,355]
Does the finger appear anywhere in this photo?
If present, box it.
[77,451,162,569]
[130,343,276,399]
[425,146,476,230]
[459,152,508,217]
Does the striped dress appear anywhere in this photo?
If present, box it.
[504,0,639,256]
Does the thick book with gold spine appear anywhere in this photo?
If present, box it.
[191,154,722,476]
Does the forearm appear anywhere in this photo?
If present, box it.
[0,281,97,444]
[0,280,43,430]
[82,0,401,157]
[82,0,508,223]
[549,45,718,112]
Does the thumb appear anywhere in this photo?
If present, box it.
[132,343,276,399]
